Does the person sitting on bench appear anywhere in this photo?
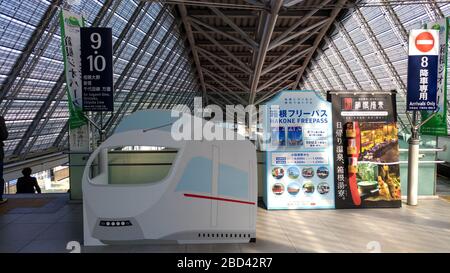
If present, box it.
[16,167,41,194]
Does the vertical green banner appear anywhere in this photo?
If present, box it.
[60,9,90,200]
[421,18,449,136]
[59,9,87,130]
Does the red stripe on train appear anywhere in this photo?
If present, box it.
[183,193,255,205]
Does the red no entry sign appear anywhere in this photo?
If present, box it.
[415,31,435,53]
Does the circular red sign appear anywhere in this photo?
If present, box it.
[415,32,435,53]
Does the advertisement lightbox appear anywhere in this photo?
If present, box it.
[328,91,401,209]
[263,90,335,210]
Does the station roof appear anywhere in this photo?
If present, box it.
[0,0,449,162]
[0,0,199,161]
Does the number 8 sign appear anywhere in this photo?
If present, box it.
[407,29,439,111]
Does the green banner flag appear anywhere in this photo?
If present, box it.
[59,9,87,130]
[420,18,449,136]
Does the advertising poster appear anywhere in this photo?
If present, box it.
[60,9,87,129]
[60,9,89,152]
[263,90,335,210]
[421,18,449,136]
[328,91,401,209]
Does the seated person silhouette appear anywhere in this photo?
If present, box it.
[16,167,41,194]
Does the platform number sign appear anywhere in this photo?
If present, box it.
[407,29,439,111]
[80,27,114,112]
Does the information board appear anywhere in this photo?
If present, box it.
[263,90,335,210]
[407,29,440,111]
[80,27,114,112]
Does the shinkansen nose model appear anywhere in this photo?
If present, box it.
[83,110,257,246]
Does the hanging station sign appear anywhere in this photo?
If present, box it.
[407,29,440,111]
[328,91,401,209]
[262,90,335,210]
[421,18,449,136]
[80,27,114,112]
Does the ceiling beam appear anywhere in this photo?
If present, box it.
[197,49,249,91]
[268,19,329,51]
[195,40,311,47]
[209,6,258,48]
[255,81,295,105]
[202,68,247,105]
[201,65,302,74]
[324,36,362,90]
[189,16,255,49]
[113,1,150,66]
[196,46,251,74]
[293,0,348,89]
[248,0,282,104]
[261,56,307,88]
[106,24,185,132]
[13,0,115,157]
[190,21,250,72]
[268,0,332,50]
[264,29,318,72]
[316,48,346,89]
[258,66,303,92]
[192,26,312,34]
[201,50,310,58]
[187,8,330,18]
[177,4,208,103]
[0,0,63,104]
[202,68,246,93]
[262,47,311,75]
[207,95,225,108]
[334,20,382,90]
[147,0,266,10]
[205,84,236,105]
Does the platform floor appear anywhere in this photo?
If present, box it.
[1,193,450,253]
[437,175,450,195]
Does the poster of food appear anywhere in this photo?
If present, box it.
[262,90,335,210]
[327,91,401,209]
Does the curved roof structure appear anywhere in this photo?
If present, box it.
[299,0,450,135]
[0,0,199,161]
[0,0,449,163]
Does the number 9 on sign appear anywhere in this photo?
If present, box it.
[87,32,105,72]
[90,32,102,49]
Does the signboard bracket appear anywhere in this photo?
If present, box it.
[84,114,107,143]
[406,110,438,137]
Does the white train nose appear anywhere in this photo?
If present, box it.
[82,110,257,246]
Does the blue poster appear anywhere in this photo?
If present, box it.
[262,90,335,210]
[407,55,438,110]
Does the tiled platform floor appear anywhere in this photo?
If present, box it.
[437,175,450,194]
[1,193,450,253]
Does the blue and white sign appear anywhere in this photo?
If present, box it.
[407,29,440,111]
[262,90,335,210]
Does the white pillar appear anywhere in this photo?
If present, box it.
[407,137,420,206]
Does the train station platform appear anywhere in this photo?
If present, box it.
[1,193,450,253]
